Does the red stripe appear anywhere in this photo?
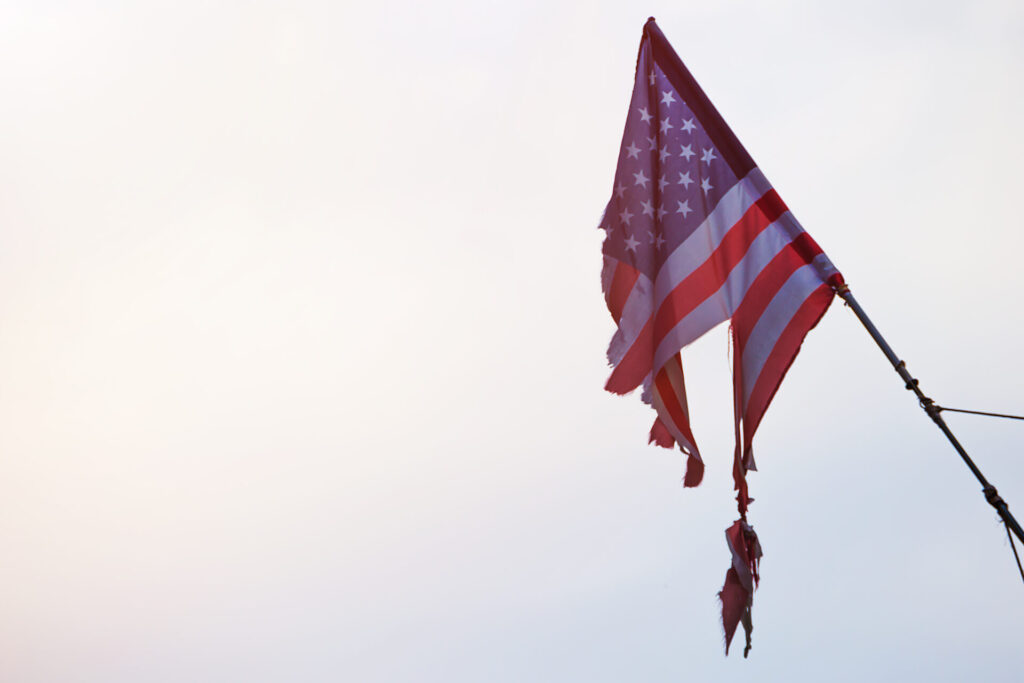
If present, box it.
[741,284,834,443]
[790,230,825,264]
[683,454,704,487]
[648,417,675,448]
[605,317,654,394]
[653,190,788,349]
[605,261,640,324]
[654,358,698,451]
[731,233,823,359]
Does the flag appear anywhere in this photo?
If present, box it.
[599,18,844,656]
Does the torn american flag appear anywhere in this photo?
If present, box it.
[599,18,844,656]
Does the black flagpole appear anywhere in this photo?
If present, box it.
[835,283,1024,545]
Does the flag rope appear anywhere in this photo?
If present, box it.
[835,283,1024,584]
[935,406,1024,422]
[1007,522,1024,586]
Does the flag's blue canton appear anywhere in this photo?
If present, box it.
[601,48,740,281]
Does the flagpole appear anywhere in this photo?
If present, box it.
[835,284,1024,544]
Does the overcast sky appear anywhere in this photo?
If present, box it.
[1,1,1023,681]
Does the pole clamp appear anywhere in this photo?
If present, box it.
[895,361,920,390]
[919,396,941,420]
[984,486,1006,509]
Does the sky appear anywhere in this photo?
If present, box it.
[0,1,1023,681]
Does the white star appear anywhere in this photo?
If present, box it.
[641,199,654,217]
[615,183,627,199]
[661,90,676,106]
[638,107,652,124]
[625,234,641,252]
[625,142,641,159]
[658,146,670,163]
[646,135,658,151]
[633,170,649,188]
[676,200,692,218]
[619,207,634,224]
[657,204,668,220]
[681,118,696,133]
[649,72,657,86]
[648,231,666,249]
[679,144,695,161]
[701,177,713,193]
[660,117,673,134]
[677,171,693,188]
[658,175,669,192]
[701,147,717,164]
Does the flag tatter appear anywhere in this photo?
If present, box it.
[599,18,843,655]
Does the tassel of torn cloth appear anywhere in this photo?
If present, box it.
[647,416,705,487]
[719,519,762,658]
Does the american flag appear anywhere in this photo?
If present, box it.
[599,18,844,655]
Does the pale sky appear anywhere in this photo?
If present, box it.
[1,2,1022,681]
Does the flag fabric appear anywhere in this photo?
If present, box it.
[599,18,844,656]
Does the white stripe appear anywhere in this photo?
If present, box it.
[660,357,701,456]
[770,206,806,241]
[654,168,772,301]
[651,218,794,372]
[650,391,681,449]
[740,263,825,407]
[640,370,654,404]
[662,355,690,416]
[606,271,653,366]
[650,375,699,457]
[811,251,840,284]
